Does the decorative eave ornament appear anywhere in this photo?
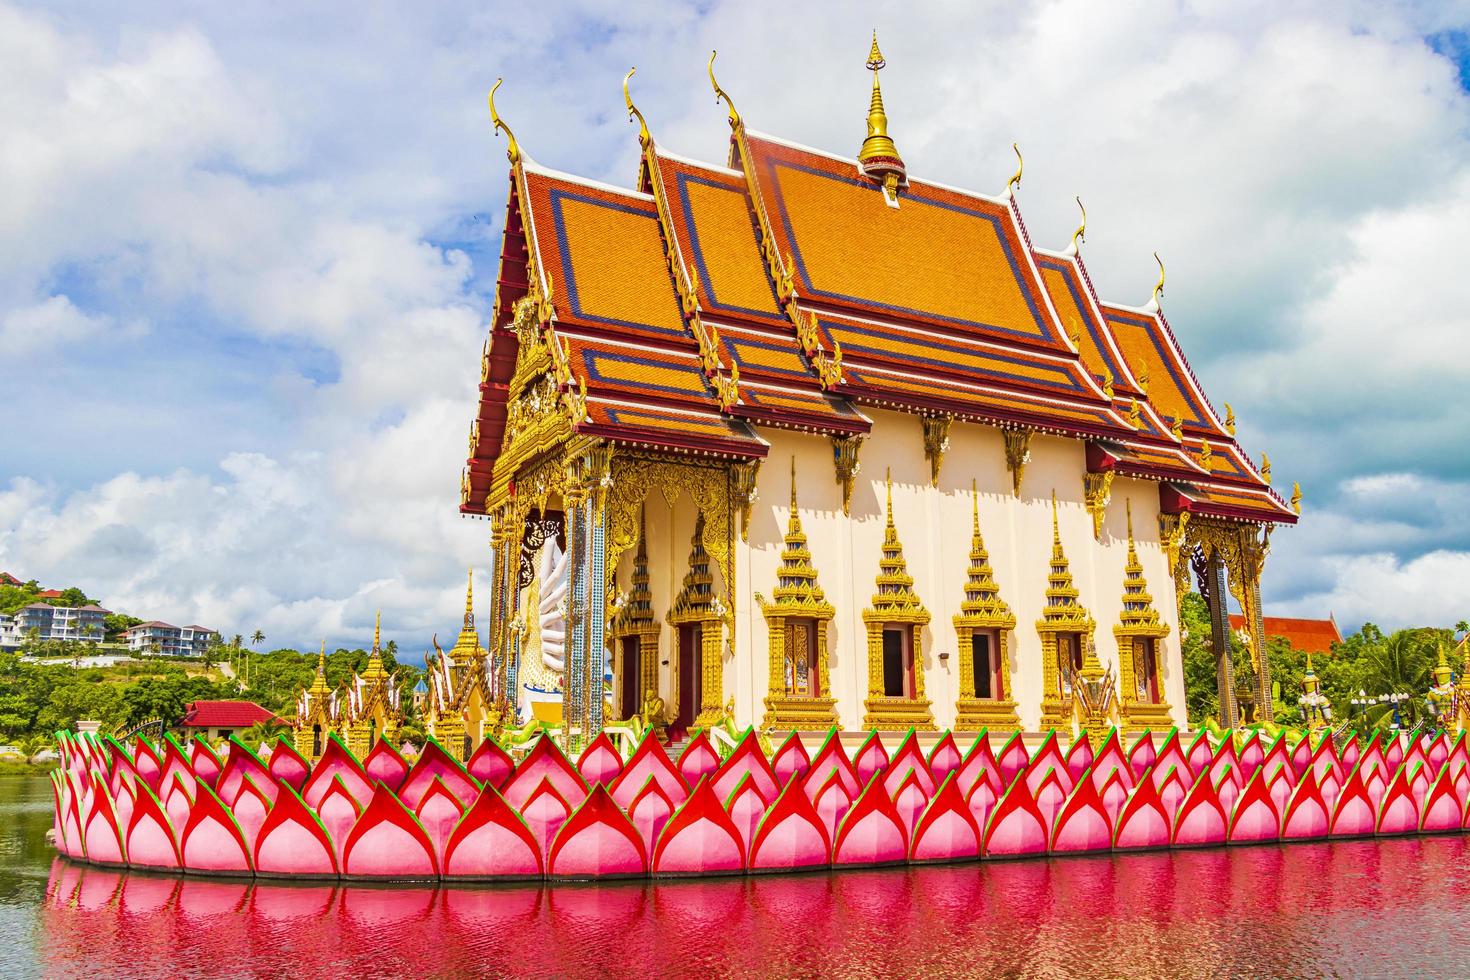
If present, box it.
[857,32,906,200]
[1145,252,1165,313]
[1066,196,1086,256]
[488,78,521,165]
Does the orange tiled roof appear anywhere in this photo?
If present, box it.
[462,100,1296,528]
[1230,615,1342,655]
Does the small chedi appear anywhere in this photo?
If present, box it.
[49,724,1470,881]
[293,614,404,762]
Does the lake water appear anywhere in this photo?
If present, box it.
[8,774,1470,977]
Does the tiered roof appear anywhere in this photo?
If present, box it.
[954,484,1016,631]
[769,458,834,618]
[1038,494,1093,632]
[864,472,929,625]
[1115,503,1168,638]
[463,46,1297,528]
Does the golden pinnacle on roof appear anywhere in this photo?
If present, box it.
[1069,196,1086,253]
[1291,482,1303,515]
[1039,490,1091,629]
[1261,452,1272,484]
[1149,252,1166,309]
[707,50,741,130]
[1223,402,1237,436]
[623,67,651,148]
[1005,143,1023,197]
[857,31,905,191]
[487,78,521,165]
[363,610,389,680]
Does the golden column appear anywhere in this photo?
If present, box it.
[862,471,934,731]
[953,482,1021,733]
[761,458,839,732]
[1112,502,1173,735]
[608,508,661,721]
[667,514,727,726]
[1036,493,1096,733]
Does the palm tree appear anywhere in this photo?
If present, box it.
[1361,628,1438,729]
[242,718,289,753]
[251,630,265,648]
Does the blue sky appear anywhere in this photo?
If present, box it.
[4,0,1470,654]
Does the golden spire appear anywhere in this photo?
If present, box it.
[707,50,740,130]
[1040,491,1090,629]
[613,506,656,630]
[955,479,1015,629]
[1150,252,1166,309]
[669,514,716,620]
[869,468,927,619]
[857,31,905,190]
[1434,641,1452,684]
[449,568,486,669]
[308,640,330,696]
[1079,637,1106,683]
[1117,500,1164,633]
[623,67,651,148]
[487,78,521,165]
[363,610,388,680]
[770,457,833,615]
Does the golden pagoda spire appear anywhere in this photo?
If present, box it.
[1117,501,1164,632]
[1079,637,1106,683]
[308,640,330,696]
[1040,492,1088,627]
[448,568,486,670]
[771,457,833,615]
[362,610,389,680]
[870,468,925,616]
[857,31,905,192]
[614,505,657,631]
[958,479,1014,625]
[669,514,716,619]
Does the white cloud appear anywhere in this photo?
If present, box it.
[0,295,115,353]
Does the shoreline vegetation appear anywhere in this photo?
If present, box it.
[0,593,1464,748]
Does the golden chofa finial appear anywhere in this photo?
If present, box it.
[1005,143,1023,198]
[707,50,741,130]
[623,67,651,148]
[1291,482,1303,515]
[858,31,905,192]
[487,78,521,165]
[1261,452,1272,484]
[1068,196,1086,254]
[1223,402,1237,436]
[1148,251,1166,310]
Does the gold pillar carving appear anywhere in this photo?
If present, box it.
[1082,471,1114,540]
[831,434,864,516]
[920,415,951,487]
[1003,429,1032,497]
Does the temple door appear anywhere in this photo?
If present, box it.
[678,624,702,728]
[882,627,913,699]
[619,636,641,718]
[1141,639,1160,703]
[971,632,998,699]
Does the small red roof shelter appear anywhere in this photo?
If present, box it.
[1229,615,1343,655]
[178,700,283,731]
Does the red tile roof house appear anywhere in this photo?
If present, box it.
[0,572,22,586]
[1229,615,1343,655]
[178,700,284,744]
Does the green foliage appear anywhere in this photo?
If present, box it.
[103,613,143,640]
[1181,595,1466,731]
[0,584,40,617]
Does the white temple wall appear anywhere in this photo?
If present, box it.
[613,409,1186,733]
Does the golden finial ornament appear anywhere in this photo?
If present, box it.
[885,466,894,526]
[623,67,651,148]
[1051,489,1060,545]
[1128,397,1142,428]
[1138,365,1150,395]
[1170,416,1183,441]
[1261,452,1272,484]
[1006,143,1023,197]
[1223,402,1237,436]
[1198,439,1213,469]
[707,50,740,130]
[1150,252,1165,308]
[1102,367,1115,400]
[487,78,521,165]
[1291,482,1303,515]
[858,31,905,190]
[1069,196,1086,253]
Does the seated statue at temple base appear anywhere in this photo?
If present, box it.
[641,689,667,741]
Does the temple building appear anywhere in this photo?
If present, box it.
[291,614,405,760]
[457,38,1299,749]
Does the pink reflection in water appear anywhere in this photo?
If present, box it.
[41,838,1470,978]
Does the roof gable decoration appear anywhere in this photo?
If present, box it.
[706,52,845,393]
[624,68,739,411]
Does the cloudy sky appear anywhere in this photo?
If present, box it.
[3,0,1469,654]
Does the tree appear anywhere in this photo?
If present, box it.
[52,587,90,607]
[251,630,265,647]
